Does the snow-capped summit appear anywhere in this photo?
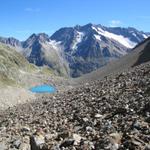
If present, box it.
[92,25,137,48]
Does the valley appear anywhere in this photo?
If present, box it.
[0,24,150,149]
[0,43,73,110]
[1,0,150,149]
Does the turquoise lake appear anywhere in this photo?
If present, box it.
[30,85,56,93]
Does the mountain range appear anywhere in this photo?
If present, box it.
[0,23,149,77]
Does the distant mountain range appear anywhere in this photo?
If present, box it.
[0,23,149,77]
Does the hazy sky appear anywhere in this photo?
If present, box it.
[0,0,150,40]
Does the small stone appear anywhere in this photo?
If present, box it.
[21,126,30,132]
[0,127,6,132]
[81,141,95,149]
[83,117,88,122]
[131,139,142,146]
[94,114,103,118]
[30,134,45,150]
[51,144,60,150]
[72,134,82,145]
[145,145,150,150]
[86,126,93,132]
[19,143,31,150]
[133,120,141,130]
[13,139,21,148]
[109,132,122,144]
[0,142,8,150]
[45,133,58,141]
[60,139,74,148]
[57,131,70,140]
[89,141,95,149]
[92,97,95,100]
[111,143,119,150]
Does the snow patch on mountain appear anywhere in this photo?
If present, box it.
[71,31,84,50]
[142,34,148,39]
[132,33,137,37]
[42,40,66,65]
[94,34,101,41]
[48,40,62,50]
[92,26,137,48]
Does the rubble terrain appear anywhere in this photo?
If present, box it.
[0,61,150,150]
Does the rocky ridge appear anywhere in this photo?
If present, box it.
[0,61,150,149]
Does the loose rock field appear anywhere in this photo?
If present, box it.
[0,62,150,150]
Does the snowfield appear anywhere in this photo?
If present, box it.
[92,26,137,48]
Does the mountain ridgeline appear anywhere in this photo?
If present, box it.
[0,24,149,77]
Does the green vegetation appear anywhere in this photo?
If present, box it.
[0,44,37,86]
[0,43,70,88]
[0,44,28,86]
[39,66,54,75]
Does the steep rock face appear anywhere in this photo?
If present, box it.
[22,33,49,65]
[22,33,69,76]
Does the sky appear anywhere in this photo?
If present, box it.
[0,0,150,40]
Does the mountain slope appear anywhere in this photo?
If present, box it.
[0,43,32,85]
[0,43,74,110]
[51,23,149,77]
[133,37,150,66]
[0,43,57,87]
[0,60,150,149]
[0,34,70,77]
[76,37,150,83]
[22,33,70,76]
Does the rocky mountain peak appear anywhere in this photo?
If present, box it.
[37,33,50,42]
[0,37,21,47]
[22,33,49,49]
[27,33,49,42]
